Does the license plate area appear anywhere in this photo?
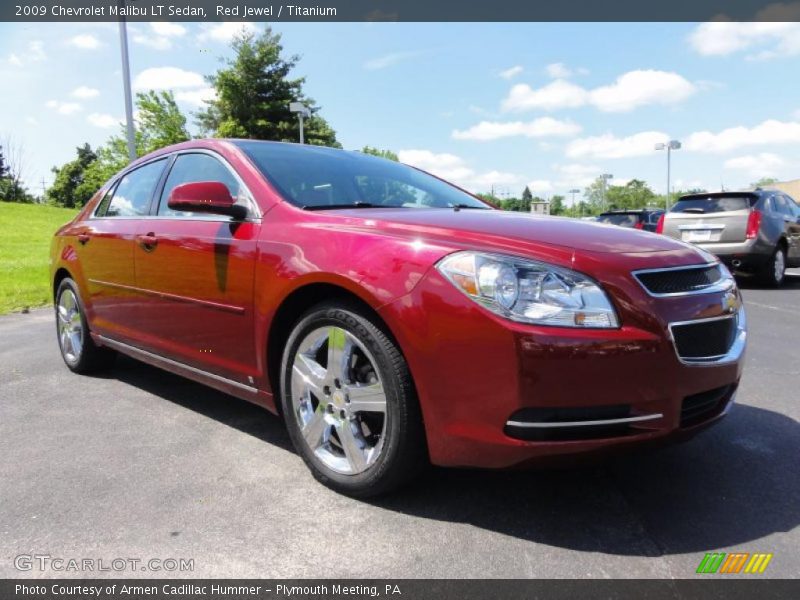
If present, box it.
[682,229,712,242]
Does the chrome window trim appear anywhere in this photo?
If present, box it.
[90,148,261,221]
[632,262,735,298]
[668,307,747,367]
[506,413,663,428]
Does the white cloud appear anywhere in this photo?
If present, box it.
[87,113,120,129]
[566,131,669,159]
[364,51,422,70]
[502,80,588,112]
[723,153,786,176]
[71,86,100,99]
[68,34,102,50]
[794,108,800,120]
[685,119,800,153]
[25,116,39,126]
[688,21,800,60]
[134,67,205,90]
[45,100,82,115]
[6,41,46,66]
[527,180,554,193]
[502,70,696,113]
[199,22,259,43]
[133,22,187,50]
[545,63,572,78]
[397,149,520,191]
[589,70,696,112]
[28,41,46,61]
[499,65,524,79]
[452,117,581,141]
[175,87,217,106]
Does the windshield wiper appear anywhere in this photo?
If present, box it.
[451,203,489,210]
[302,202,378,211]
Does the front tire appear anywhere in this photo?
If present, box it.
[55,278,116,373]
[759,245,786,287]
[280,302,426,497]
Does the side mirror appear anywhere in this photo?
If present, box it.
[167,181,248,219]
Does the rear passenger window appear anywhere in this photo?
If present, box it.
[772,195,794,217]
[103,159,167,217]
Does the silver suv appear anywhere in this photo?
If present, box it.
[658,190,800,286]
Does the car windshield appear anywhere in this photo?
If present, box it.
[671,195,756,213]
[597,213,639,227]
[235,142,491,210]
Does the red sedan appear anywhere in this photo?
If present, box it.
[51,140,746,496]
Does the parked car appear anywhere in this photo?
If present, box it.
[657,190,800,286]
[597,209,665,232]
[51,140,746,496]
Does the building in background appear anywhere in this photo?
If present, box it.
[770,179,800,200]
[530,200,550,215]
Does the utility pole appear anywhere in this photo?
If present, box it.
[655,140,681,211]
[118,11,136,162]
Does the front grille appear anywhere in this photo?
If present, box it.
[681,384,734,426]
[671,317,737,360]
[635,264,722,295]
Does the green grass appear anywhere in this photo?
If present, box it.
[0,202,79,314]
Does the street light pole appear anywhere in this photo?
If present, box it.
[655,140,681,211]
[118,14,136,163]
[569,188,580,215]
[600,174,613,212]
[289,101,311,144]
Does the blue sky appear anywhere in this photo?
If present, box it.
[1,21,799,202]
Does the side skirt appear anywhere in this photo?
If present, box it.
[93,333,278,414]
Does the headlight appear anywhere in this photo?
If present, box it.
[436,251,619,328]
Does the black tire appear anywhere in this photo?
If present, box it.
[280,301,426,497]
[758,245,786,288]
[55,277,116,374]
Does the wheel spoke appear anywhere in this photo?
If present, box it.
[57,304,69,324]
[292,354,326,396]
[326,327,354,382]
[347,382,386,414]
[301,409,328,448]
[337,420,367,473]
[61,329,73,356]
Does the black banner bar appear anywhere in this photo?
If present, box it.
[3,0,800,23]
[3,580,800,600]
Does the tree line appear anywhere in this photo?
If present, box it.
[42,27,340,208]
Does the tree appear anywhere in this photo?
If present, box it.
[46,144,98,208]
[361,146,398,161]
[521,186,533,201]
[550,195,565,215]
[71,90,190,203]
[0,136,33,203]
[198,28,339,147]
[0,145,9,180]
[751,177,779,188]
[605,179,656,210]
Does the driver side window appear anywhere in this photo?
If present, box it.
[158,153,241,217]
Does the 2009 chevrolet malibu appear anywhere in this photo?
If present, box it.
[50,140,746,496]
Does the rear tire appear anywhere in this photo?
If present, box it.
[758,245,786,288]
[55,278,116,374]
[280,301,426,497]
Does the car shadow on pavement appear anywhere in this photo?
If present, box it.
[375,403,800,556]
[107,355,293,452]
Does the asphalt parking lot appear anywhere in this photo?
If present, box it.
[1,272,799,579]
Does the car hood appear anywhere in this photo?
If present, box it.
[331,208,691,255]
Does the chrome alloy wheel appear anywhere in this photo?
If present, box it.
[57,289,83,364]
[774,248,786,283]
[290,326,388,475]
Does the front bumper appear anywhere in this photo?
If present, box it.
[379,261,746,469]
